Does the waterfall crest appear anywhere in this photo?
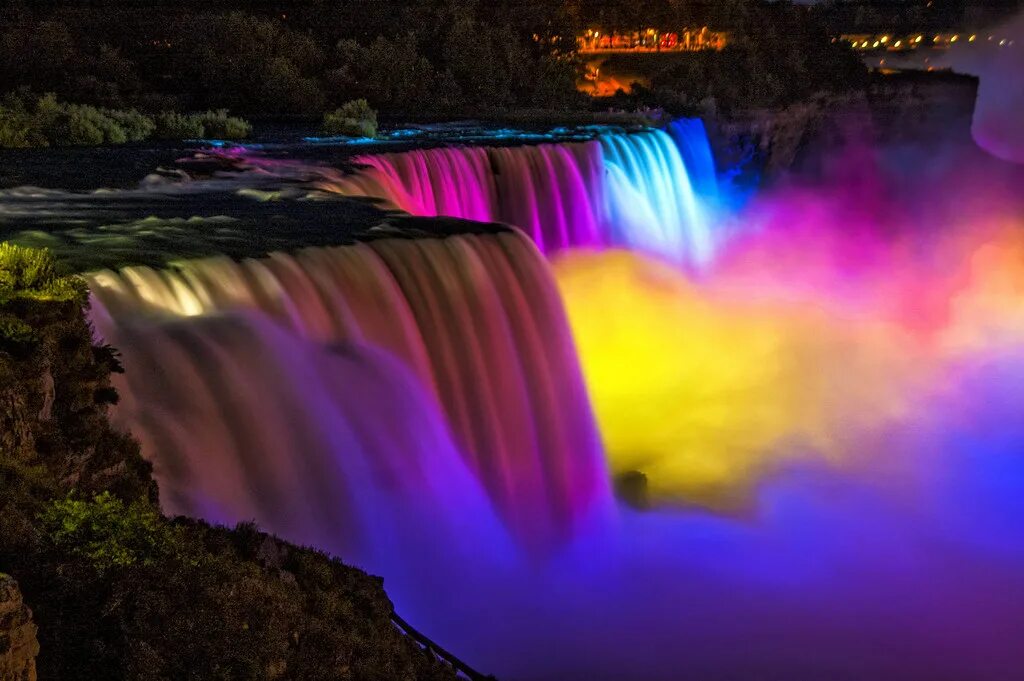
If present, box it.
[315,128,717,264]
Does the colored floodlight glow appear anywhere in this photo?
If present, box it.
[311,124,721,266]
[553,250,921,505]
[553,210,1024,508]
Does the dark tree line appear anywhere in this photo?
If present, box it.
[0,0,589,116]
[0,0,874,118]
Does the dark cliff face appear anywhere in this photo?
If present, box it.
[0,294,156,504]
[0,247,461,681]
[706,70,980,187]
[866,71,979,145]
[0,575,38,681]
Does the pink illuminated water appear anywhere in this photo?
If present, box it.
[271,128,718,264]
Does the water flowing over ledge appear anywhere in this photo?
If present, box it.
[78,123,726,557]
[88,231,611,555]
[228,122,722,266]
[1,121,724,272]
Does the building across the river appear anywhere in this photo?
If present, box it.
[577,27,727,54]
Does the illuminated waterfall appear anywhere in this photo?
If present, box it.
[100,313,513,567]
[316,128,717,264]
[89,230,609,550]
[668,118,720,204]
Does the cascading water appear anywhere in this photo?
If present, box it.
[100,312,514,572]
[312,127,718,264]
[89,229,609,552]
[53,120,1024,679]
[667,118,720,205]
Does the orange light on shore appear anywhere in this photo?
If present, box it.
[577,27,726,54]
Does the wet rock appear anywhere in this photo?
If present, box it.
[0,575,38,681]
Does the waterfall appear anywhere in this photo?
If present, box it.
[600,131,711,265]
[89,230,609,552]
[315,127,718,264]
[82,124,721,553]
[100,312,513,569]
[668,118,720,204]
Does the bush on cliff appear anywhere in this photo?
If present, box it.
[14,494,458,681]
[152,110,252,141]
[152,111,204,140]
[0,242,81,300]
[101,108,157,143]
[0,95,48,149]
[322,99,379,138]
[195,109,253,140]
[0,94,251,148]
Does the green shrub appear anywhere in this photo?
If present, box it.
[39,492,190,573]
[0,315,35,346]
[0,242,57,292]
[321,98,378,138]
[153,111,205,139]
[0,96,48,148]
[0,95,256,147]
[195,109,251,139]
[101,108,156,142]
[0,242,86,303]
[71,104,128,145]
[22,95,128,147]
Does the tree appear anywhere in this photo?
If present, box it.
[168,12,327,114]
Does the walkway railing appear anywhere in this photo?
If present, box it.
[392,611,497,681]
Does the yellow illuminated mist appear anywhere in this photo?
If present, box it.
[553,250,922,509]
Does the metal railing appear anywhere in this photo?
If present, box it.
[391,611,497,681]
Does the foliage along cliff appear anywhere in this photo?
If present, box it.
[0,243,461,681]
